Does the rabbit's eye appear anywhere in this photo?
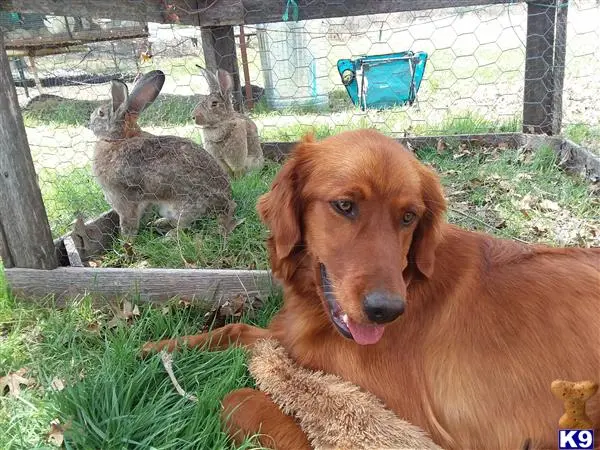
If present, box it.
[211,100,219,108]
[98,110,105,117]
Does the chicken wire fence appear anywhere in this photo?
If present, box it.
[2,0,599,270]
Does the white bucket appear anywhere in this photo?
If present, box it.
[257,20,329,109]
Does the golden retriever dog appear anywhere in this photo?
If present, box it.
[143,129,600,450]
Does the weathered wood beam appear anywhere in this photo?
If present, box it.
[263,133,600,183]
[6,46,88,57]
[2,0,521,26]
[1,0,244,26]
[551,1,568,135]
[522,0,558,135]
[5,267,278,306]
[0,32,57,269]
[53,210,120,267]
[244,0,521,23]
[556,140,600,183]
[0,216,14,268]
[261,133,526,162]
[4,27,149,51]
[522,136,600,183]
[63,235,84,267]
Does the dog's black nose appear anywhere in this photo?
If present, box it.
[363,291,405,324]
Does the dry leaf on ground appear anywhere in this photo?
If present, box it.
[178,299,192,308]
[515,193,537,212]
[86,321,100,333]
[539,199,560,211]
[47,418,67,447]
[436,138,447,154]
[202,295,263,332]
[50,377,65,392]
[107,300,141,328]
[0,368,33,398]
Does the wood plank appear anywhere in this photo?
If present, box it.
[262,133,526,162]
[201,26,243,112]
[556,140,600,183]
[2,0,521,26]
[4,27,149,51]
[0,216,14,268]
[521,134,600,182]
[522,0,556,135]
[1,0,244,26]
[6,46,88,57]
[63,235,84,267]
[244,0,520,24]
[0,32,58,270]
[5,267,279,306]
[53,210,120,266]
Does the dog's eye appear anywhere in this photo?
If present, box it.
[401,212,416,225]
[331,200,357,218]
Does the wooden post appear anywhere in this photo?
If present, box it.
[239,25,254,110]
[0,217,14,268]
[201,25,243,112]
[28,54,44,94]
[0,31,58,270]
[522,0,560,135]
[551,1,568,135]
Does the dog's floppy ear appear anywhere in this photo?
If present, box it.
[408,163,447,279]
[257,148,306,281]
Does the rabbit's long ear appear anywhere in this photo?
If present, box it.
[111,80,128,113]
[216,69,233,96]
[126,70,165,115]
[197,65,220,92]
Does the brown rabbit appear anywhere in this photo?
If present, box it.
[193,67,264,179]
[89,70,237,240]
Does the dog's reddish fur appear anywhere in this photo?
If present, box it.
[144,130,600,450]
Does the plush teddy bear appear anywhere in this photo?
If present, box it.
[247,339,443,450]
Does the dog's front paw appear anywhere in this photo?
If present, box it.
[140,339,177,358]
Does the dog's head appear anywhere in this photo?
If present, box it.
[258,129,447,345]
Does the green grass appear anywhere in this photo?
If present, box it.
[37,115,597,269]
[23,94,200,128]
[21,85,522,135]
[0,269,280,449]
[22,98,102,127]
[39,166,110,237]
[416,143,599,246]
[259,111,521,143]
[38,161,276,270]
[564,123,600,154]
[100,162,280,270]
[421,112,521,135]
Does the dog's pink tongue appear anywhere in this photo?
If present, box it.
[346,317,385,345]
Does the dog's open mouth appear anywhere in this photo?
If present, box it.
[319,264,385,345]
